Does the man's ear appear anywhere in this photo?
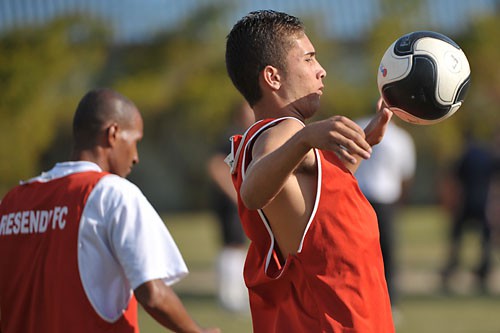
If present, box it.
[106,123,119,147]
[261,65,281,91]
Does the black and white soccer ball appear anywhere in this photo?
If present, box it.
[377,31,471,125]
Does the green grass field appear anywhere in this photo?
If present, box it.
[139,206,500,332]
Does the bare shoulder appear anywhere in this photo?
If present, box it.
[275,119,316,173]
[253,118,316,172]
[253,118,304,152]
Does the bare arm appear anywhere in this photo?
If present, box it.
[344,100,393,173]
[207,153,237,204]
[134,279,220,333]
[240,116,372,210]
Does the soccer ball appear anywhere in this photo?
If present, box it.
[377,31,471,125]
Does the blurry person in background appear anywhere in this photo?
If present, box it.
[0,88,220,333]
[355,116,416,320]
[440,130,493,293]
[206,101,253,313]
[487,128,500,263]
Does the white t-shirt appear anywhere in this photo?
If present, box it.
[24,161,188,322]
[355,118,416,204]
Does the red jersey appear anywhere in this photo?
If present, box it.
[0,171,138,333]
[229,118,394,332]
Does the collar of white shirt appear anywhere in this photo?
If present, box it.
[21,161,103,184]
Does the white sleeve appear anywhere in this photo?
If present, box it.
[396,129,416,181]
[78,175,188,322]
[100,175,189,289]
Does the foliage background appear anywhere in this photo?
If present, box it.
[1,2,499,332]
[0,1,499,212]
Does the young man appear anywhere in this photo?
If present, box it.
[225,10,395,332]
[0,88,219,333]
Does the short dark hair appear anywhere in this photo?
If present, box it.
[225,10,305,106]
[72,88,134,150]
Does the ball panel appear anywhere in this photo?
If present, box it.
[377,42,412,86]
[455,76,471,104]
[413,37,471,105]
[391,102,461,125]
[394,31,460,56]
[382,56,450,121]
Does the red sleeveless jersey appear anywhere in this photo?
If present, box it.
[229,118,394,332]
[0,171,139,333]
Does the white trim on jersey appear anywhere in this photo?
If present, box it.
[297,148,321,253]
[239,117,320,275]
[226,119,265,175]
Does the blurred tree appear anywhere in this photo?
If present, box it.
[459,13,500,138]
[96,4,242,210]
[0,16,109,196]
[1,2,498,210]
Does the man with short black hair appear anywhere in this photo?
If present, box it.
[0,88,219,333]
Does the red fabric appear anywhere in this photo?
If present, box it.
[231,119,394,333]
[0,171,139,333]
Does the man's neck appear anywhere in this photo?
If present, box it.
[70,149,108,172]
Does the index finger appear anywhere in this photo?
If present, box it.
[376,97,388,112]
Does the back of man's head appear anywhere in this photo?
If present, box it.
[72,88,134,151]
